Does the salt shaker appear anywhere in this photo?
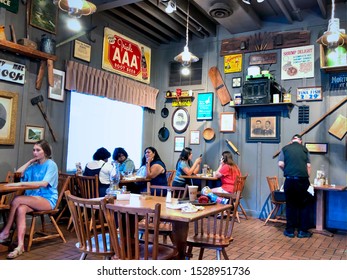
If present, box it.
[166,190,172,203]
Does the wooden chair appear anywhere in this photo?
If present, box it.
[102,201,177,260]
[0,172,20,226]
[25,174,71,251]
[214,174,249,223]
[75,174,99,199]
[65,190,114,260]
[140,185,187,244]
[186,174,247,260]
[166,170,176,186]
[264,176,286,225]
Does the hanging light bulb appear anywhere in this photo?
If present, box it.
[55,0,97,18]
[181,66,191,75]
[174,0,199,66]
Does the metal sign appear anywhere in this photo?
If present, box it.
[0,0,18,13]
[0,59,25,84]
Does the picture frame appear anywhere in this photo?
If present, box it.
[74,40,92,62]
[305,142,328,154]
[232,77,242,88]
[172,108,190,133]
[29,0,58,34]
[190,130,200,145]
[297,86,322,102]
[48,69,65,102]
[25,125,45,144]
[196,92,213,121]
[246,112,280,143]
[0,91,18,145]
[220,112,236,132]
[174,136,185,152]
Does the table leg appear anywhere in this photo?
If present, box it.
[311,189,333,237]
[171,221,189,260]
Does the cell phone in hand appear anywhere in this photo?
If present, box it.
[199,154,203,157]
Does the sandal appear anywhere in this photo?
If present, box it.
[7,246,24,259]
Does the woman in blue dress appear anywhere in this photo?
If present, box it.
[0,140,58,259]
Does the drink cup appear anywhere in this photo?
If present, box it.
[188,185,198,201]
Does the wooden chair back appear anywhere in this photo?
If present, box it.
[264,176,286,225]
[65,190,114,260]
[102,201,176,260]
[266,176,280,202]
[149,185,187,199]
[75,175,99,198]
[166,170,176,186]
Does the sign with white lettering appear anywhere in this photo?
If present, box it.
[0,0,19,13]
[0,59,25,84]
[330,73,347,90]
[102,27,151,84]
[296,87,322,101]
[281,45,314,80]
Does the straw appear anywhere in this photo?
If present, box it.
[191,179,194,186]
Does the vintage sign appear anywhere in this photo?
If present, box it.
[102,27,151,84]
[330,73,347,90]
[172,98,192,107]
[281,45,314,80]
[0,0,18,13]
[297,87,322,101]
[224,54,242,73]
[249,53,277,65]
[74,40,91,62]
[197,92,213,120]
[0,59,25,84]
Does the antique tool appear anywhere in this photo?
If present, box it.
[273,97,347,158]
[208,66,231,106]
[30,95,57,142]
[226,139,240,155]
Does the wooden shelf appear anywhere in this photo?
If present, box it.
[165,96,194,99]
[0,39,57,61]
[231,102,295,118]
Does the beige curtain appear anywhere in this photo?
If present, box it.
[65,61,159,110]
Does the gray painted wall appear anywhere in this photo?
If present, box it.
[0,3,346,218]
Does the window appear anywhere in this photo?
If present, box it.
[66,91,144,172]
[169,59,203,87]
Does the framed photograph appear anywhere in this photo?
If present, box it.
[305,143,328,154]
[196,92,213,121]
[190,130,200,145]
[246,113,280,143]
[0,91,18,145]
[48,69,65,102]
[172,108,189,133]
[220,112,236,132]
[232,77,242,88]
[25,125,44,143]
[174,136,185,152]
[297,86,322,101]
[29,0,58,34]
[74,40,92,62]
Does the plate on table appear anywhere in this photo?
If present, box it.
[191,200,216,206]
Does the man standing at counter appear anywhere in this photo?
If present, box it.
[278,134,313,238]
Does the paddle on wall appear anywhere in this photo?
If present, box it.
[208,66,231,106]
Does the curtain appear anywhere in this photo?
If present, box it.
[65,61,159,110]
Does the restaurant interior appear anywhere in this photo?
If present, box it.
[0,0,346,261]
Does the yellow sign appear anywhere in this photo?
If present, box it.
[224,54,242,73]
[172,99,192,107]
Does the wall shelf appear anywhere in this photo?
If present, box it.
[231,102,295,118]
[318,44,347,72]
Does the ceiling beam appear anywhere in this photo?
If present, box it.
[316,0,328,19]
[96,0,142,12]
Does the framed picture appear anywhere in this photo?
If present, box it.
[305,143,328,154]
[74,40,92,62]
[29,0,58,34]
[220,112,236,132]
[172,108,189,133]
[196,92,213,121]
[190,130,200,145]
[224,54,242,73]
[246,113,280,143]
[232,77,242,88]
[174,136,185,152]
[48,69,65,101]
[297,86,322,101]
[25,125,45,143]
[0,91,18,145]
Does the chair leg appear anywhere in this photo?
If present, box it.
[185,246,193,260]
[27,216,36,252]
[216,249,221,260]
[221,248,229,260]
[80,252,87,260]
[55,204,68,224]
[264,205,278,225]
[238,203,248,219]
[49,216,66,243]
[198,248,205,260]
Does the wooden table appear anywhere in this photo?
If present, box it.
[119,177,151,193]
[114,194,232,259]
[312,184,347,237]
[180,174,218,188]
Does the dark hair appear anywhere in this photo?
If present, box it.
[35,140,52,159]
[176,147,193,169]
[112,147,128,161]
[292,134,302,140]
[222,150,231,157]
[141,146,165,167]
[93,147,111,161]
[223,152,237,166]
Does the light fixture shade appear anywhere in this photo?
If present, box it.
[56,0,97,18]
[317,18,346,48]
[242,0,251,4]
[174,50,199,66]
[165,0,176,14]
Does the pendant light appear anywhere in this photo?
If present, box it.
[174,0,199,66]
[54,0,97,18]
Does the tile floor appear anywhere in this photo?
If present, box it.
[1,217,346,260]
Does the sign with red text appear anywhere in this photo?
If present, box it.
[102,27,151,84]
[281,45,314,80]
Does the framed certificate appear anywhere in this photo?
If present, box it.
[220,112,236,132]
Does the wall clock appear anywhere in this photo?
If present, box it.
[232,77,242,88]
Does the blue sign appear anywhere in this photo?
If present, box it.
[330,73,347,90]
[197,92,213,121]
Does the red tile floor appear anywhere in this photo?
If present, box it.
[1,217,346,260]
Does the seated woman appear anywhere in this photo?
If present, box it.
[172,147,202,187]
[133,147,167,193]
[0,140,58,259]
[112,147,135,176]
[212,151,241,193]
[83,147,113,197]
